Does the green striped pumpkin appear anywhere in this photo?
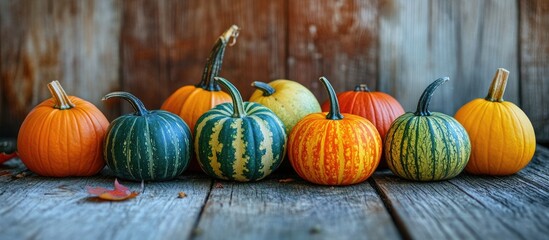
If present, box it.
[103,92,192,181]
[384,78,471,181]
[194,77,287,182]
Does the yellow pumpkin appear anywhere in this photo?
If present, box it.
[454,68,536,175]
[249,79,321,134]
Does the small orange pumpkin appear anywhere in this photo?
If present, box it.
[455,68,536,175]
[161,25,239,133]
[161,25,239,171]
[321,84,404,168]
[288,77,382,185]
[17,80,109,177]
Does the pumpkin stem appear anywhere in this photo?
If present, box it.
[197,25,240,91]
[47,80,75,110]
[319,77,344,120]
[414,77,449,116]
[102,92,149,116]
[354,84,371,92]
[215,77,246,118]
[485,68,509,102]
[251,81,276,96]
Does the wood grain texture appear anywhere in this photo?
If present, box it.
[287,0,379,103]
[120,0,286,113]
[372,145,549,240]
[0,0,122,135]
[0,163,212,240]
[520,0,549,142]
[379,0,519,114]
[194,176,400,240]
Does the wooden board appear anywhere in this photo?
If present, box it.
[520,0,549,142]
[287,0,379,103]
[120,0,286,113]
[372,146,549,239]
[378,0,519,114]
[0,165,212,240]
[1,146,549,239]
[194,176,401,240]
[0,0,122,135]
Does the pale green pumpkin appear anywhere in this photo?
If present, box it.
[249,79,321,134]
[384,78,471,181]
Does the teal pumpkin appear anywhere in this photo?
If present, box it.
[103,92,192,181]
[194,77,287,182]
[384,78,471,181]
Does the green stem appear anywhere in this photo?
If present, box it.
[485,68,509,102]
[319,77,343,120]
[196,25,239,91]
[47,80,75,110]
[215,77,246,118]
[354,84,371,92]
[414,77,449,116]
[103,92,149,116]
[251,81,276,96]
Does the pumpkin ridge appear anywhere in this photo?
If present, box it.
[336,122,346,184]
[504,104,527,173]
[473,101,492,174]
[494,105,506,174]
[413,118,422,180]
[425,117,439,180]
[126,118,139,180]
[349,121,362,184]
[44,111,56,175]
[430,116,448,179]
[230,118,248,180]
[434,115,456,179]
[155,115,170,178]
[398,116,415,179]
[72,108,87,175]
[515,104,535,171]
[317,122,330,184]
[143,117,155,179]
[209,119,228,180]
[76,105,105,174]
[291,118,315,178]
[385,116,406,174]
[348,92,360,116]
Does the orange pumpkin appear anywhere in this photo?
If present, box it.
[455,68,536,175]
[321,84,404,168]
[161,25,239,132]
[288,77,382,185]
[161,25,239,171]
[17,80,109,177]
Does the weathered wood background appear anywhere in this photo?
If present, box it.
[1,0,548,142]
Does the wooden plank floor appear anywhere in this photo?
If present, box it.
[1,146,548,240]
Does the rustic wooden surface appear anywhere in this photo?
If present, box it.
[1,145,548,240]
[1,0,548,140]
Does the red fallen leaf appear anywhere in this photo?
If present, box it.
[86,179,143,201]
[0,152,17,164]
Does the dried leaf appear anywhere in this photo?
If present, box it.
[14,172,28,178]
[178,192,187,198]
[215,182,224,189]
[0,170,11,177]
[86,179,143,201]
[278,178,295,183]
[0,152,17,164]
